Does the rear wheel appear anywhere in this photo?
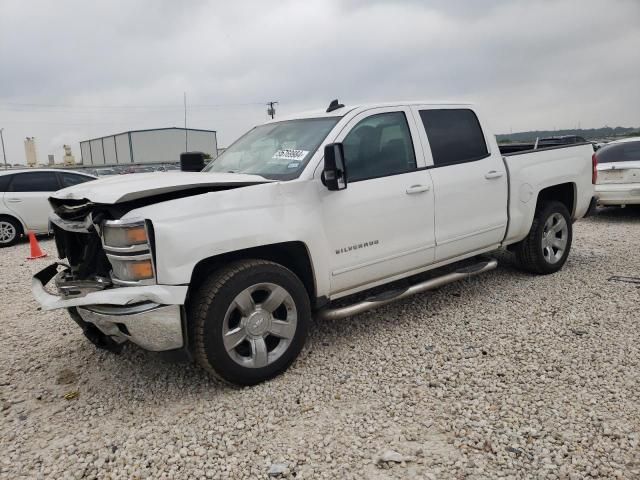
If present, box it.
[0,217,21,247]
[514,200,572,275]
[191,260,310,386]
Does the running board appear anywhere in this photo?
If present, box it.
[316,258,498,321]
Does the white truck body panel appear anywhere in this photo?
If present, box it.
[55,171,271,204]
[37,101,595,353]
[502,143,594,244]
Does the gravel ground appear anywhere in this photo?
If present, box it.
[1,208,639,479]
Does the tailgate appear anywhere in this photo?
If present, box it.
[597,161,640,184]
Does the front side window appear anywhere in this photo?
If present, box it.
[419,109,489,167]
[9,172,59,192]
[342,112,416,182]
[205,117,340,180]
[596,141,640,163]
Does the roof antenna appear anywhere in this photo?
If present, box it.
[326,99,344,113]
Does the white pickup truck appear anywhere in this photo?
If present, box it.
[33,101,596,385]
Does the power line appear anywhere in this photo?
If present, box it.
[0,101,266,111]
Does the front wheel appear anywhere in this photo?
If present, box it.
[514,200,573,275]
[190,260,310,386]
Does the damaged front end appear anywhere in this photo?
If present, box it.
[33,198,187,352]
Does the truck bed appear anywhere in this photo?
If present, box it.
[501,142,595,245]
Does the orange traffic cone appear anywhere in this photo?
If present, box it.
[27,231,47,260]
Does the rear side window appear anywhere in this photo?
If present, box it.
[0,174,12,192]
[596,141,640,163]
[59,172,93,188]
[419,109,489,167]
[9,172,60,192]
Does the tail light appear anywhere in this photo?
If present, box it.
[592,152,598,184]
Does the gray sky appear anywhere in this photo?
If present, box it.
[1,0,639,165]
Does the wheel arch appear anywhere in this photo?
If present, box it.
[536,182,576,217]
[188,241,318,306]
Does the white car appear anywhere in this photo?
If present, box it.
[33,101,595,385]
[595,137,640,206]
[0,169,95,246]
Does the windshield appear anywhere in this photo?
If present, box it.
[204,117,341,180]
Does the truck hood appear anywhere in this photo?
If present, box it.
[52,171,273,204]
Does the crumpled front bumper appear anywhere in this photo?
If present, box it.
[32,263,188,351]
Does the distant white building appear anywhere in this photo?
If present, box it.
[24,137,38,167]
[79,127,217,166]
[63,144,76,166]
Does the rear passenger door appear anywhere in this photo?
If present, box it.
[411,107,508,262]
[5,172,60,232]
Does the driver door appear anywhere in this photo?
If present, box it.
[319,107,436,296]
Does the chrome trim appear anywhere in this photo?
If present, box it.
[49,213,93,233]
[103,218,146,228]
[77,303,183,351]
[103,243,150,254]
[111,277,157,287]
[105,252,152,262]
[84,302,162,315]
[55,271,112,298]
[317,258,498,321]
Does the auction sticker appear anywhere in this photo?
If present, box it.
[273,149,309,161]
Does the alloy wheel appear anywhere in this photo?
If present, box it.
[222,282,298,368]
[0,221,17,244]
[541,213,568,264]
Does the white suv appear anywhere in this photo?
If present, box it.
[0,169,95,246]
[595,137,640,207]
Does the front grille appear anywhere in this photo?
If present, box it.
[52,224,111,280]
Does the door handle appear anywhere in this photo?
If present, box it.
[6,198,22,203]
[484,171,504,179]
[406,184,431,194]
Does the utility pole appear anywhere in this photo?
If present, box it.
[0,128,7,169]
[183,92,188,151]
[267,101,278,120]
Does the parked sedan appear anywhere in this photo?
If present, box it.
[595,137,640,207]
[0,169,95,246]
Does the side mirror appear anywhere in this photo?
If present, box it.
[180,151,205,172]
[321,143,347,191]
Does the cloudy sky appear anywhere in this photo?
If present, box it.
[1,0,638,165]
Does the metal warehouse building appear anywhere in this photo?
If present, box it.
[80,127,217,166]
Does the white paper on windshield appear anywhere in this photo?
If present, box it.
[272,149,309,161]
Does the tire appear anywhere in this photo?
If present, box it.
[514,200,573,275]
[190,259,311,386]
[0,216,22,247]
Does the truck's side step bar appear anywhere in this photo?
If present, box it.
[316,258,498,321]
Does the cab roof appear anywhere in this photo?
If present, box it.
[270,100,473,122]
